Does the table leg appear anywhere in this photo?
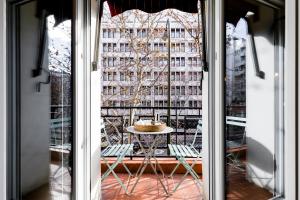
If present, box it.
[130,134,169,195]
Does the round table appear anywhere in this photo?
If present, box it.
[126,126,174,195]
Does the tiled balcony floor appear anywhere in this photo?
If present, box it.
[101,174,203,200]
[226,167,273,200]
[102,170,273,200]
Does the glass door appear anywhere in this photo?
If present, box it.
[224,0,284,199]
[7,0,74,199]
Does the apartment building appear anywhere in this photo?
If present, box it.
[100,10,203,112]
[226,30,246,117]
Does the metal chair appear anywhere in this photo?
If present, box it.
[168,119,203,193]
[100,118,134,194]
[225,116,247,172]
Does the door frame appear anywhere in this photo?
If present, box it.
[73,0,101,199]
[207,0,225,199]
[285,0,298,199]
[210,0,298,199]
[2,0,298,199]
[0,0,7,199]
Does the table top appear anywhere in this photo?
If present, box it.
[126,126,174,135]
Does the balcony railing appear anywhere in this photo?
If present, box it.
[49,105,202,157]
[49,105,246,158]
[101,106,202,157]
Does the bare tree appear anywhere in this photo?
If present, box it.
[101,7,203,129]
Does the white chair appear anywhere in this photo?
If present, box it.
[168,119,202,192]
[100,119,134,194]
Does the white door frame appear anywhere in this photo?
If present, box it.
[74,0,101,199]
[207,0,225,199]
[210,0,298,199]
[2,0,296,199]
[285,0,298,199]
[73,0,91,199]
[0,0,7,199]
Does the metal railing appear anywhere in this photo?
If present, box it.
[50,105,72,146]
[49,105,246,157]
[101,106,202,157]
[49,105,203,157]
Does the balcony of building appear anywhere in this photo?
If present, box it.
[95,106,273,199]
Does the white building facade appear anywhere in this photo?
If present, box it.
[100,10,203,113]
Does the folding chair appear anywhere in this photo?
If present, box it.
[225,116,247,172]
[168,119,202,193]
[100,119,134,194]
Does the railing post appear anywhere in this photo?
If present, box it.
[129,107,132,126]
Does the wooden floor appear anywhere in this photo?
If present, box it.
[102,171,273,200]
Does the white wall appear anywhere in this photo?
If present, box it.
[245,5,275,190]
[20,2,50,195]
[0,0,7,199]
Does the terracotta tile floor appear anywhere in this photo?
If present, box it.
[102,170,273,200]
[101,174,203,200]
[226,168,273,200]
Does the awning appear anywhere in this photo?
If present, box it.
[101,0,199,17]
[36,0,72,26]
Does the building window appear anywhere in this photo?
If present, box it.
[120,72,125,81]
[171,43,176,52]
[181,72,185,81]
[120,28,134,38]
[171,86,175,95]
[159,86,163,95]
[120,43,125,52]
[176,86,180,96]
[103,29,108,38]
[188,28,197,38]
[130,86,134,95]
[108,28,116,38]
[181,86,185,95]
[125,43,131,52]
[171,58,175,67]
[181,57,185,67]
[188,43,197,52]
[103,43,108,52]
[107,57,116,67]
[188,86,192,95]
[154,86,158,95]
[187,57,200,67]
[171,29,175,38]
[164,86,168,95]
[137,28,148,38]
[176,58,180,67]
[171,28,185,38]
[107,72,112,81]
[103,72,107,81]
[129,72,134,81]
[171,72,175,81]
[180,43,185,52]
[193,86,197,95]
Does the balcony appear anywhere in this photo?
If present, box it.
[48,103,275,199]
[101,106,202,156]
[98,106,272,199]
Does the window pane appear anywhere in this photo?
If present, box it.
[19,3,73,199]
[225,1,284,199]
